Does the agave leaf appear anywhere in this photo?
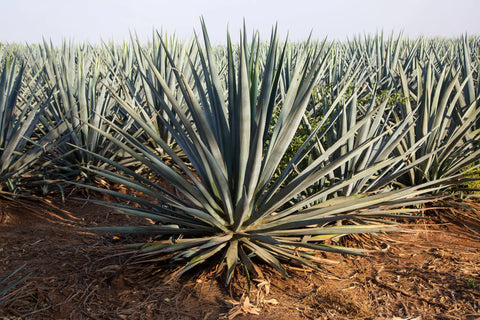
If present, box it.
[85,199,212,230]
[0,265,31,299]
[257,224,396,237]
[89,225,205,235]
[225,240,239,284]
[173,242,228,279]
[280,241,367,256]
[243,239,288,277]
[139,238,214,254]
[259,243,321,271]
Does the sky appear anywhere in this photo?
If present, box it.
[1,0,479,45]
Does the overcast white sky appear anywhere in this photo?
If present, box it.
[1,0,479,45]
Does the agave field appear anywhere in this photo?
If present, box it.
[1,22,480,318]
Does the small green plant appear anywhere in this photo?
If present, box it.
[462,164,480,193]
[466,276,477,289]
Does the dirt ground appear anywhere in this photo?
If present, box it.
[0,195,479,320]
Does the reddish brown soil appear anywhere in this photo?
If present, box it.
[0,197,479,320]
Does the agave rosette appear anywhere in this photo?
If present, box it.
[79,24,455,283]
[393,51,480,188]
[0,53,62,195]
[34,41,131,185]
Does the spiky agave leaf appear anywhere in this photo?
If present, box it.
[87,24,448,284]
[0,265,31,303]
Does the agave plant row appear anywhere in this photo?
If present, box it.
[0,24,479,283]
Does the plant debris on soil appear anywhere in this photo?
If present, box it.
[1,196,480,320]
